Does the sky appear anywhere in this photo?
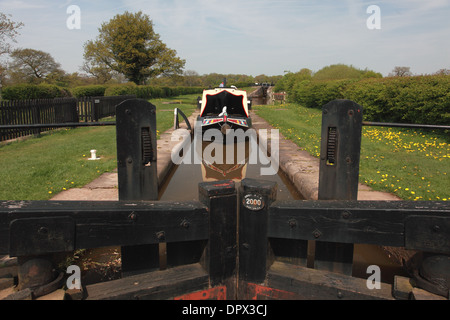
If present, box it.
[1,0,449,77]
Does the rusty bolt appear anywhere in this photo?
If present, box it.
[128,212,137,221]
[288,219,297,228]
[125,109,131,115]
[180,219,190,229]
[313,229,322,239]
[348,110,354,116]
[342,211,351,219]
[156,231,165,242]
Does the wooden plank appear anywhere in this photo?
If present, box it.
[269,238,308,267]
[174,285,227,300]
[240,282,299,300]
[0,200,209,256]
[266,261,394,300]
[411,287,448,300]
[268,200,450,248]
[85,263,209,300]
[405,216,450,254]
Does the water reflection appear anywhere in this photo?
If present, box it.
[159,135,302,201]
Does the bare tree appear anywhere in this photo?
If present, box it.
[9,48,63,83]
[389,66,413,77]
[0,12,23,56]
[434,68,450,76]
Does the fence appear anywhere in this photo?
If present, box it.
[0,95,136,142]
[78,95,136,122]
[0,98,78,142]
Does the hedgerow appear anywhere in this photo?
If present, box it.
[2,83,71,100]
[286,75,450,125]
[71,85,107,97]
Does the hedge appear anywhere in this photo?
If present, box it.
[1,83,72,100]
[113,84,204,99]
[287,75,450,125]
[71,85,107,97]
[2,82,205,101]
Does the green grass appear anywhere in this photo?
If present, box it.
[254,103,450,201]
[0,94,199,200]
[0,126,118,200]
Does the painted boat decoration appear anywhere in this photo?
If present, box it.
[197,86,252,134]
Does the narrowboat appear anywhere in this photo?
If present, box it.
[197,85,252,134]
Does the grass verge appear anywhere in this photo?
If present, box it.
[254,103,449,201]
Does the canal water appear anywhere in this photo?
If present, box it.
[159,135,303,201]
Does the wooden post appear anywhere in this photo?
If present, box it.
[239,178,277,284]
[198,180,237,298]
[116,99,159,276]
[315,99,363,275]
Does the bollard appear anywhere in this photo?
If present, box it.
[88,149,100,160]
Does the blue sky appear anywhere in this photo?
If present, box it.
[1,0,449,77]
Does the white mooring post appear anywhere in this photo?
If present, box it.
[88,149,100,160]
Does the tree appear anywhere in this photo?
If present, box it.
[434,68,450,76]
[313,64,381,81]
[389,66,412,77]
[0,12,24,56]
[81,59,114,84]
[83,11,185,85]
[183,70,202,87]
[8,48,64,83]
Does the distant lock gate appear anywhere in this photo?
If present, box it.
[0,99,449,300]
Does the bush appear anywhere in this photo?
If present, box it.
[2,83,71,100]
[284,74,450,125]
[135,85,203,99]
[71,85,107,97]
[104,83,137,96]
[344,76,450,125]
[292,79,354,108]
